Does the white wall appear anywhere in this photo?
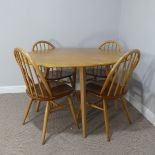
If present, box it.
[119,0,155,114]
[0,0,121,86]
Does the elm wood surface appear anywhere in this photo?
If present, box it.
[29,48,124,67]
[86,49,140,141]
[29,48,124,138]
[86,40,124,113]
[14,48,78,144]
[32,41,76,112]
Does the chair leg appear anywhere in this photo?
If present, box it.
[72,68,77,90]
[103,100,110,142]
[76,105,81,122]
[121,97,132,124]
[36,101,41,112]
[42,102,50,145]
[67,96,79,128]
[69,76,74,87]
[23,99,33,125]
[69,76,79,101]
[73,90,80,101]
[114,100,118,112]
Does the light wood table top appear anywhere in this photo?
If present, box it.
[29,48,124,68]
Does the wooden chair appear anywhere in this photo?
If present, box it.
[86,49,140,142]
[32,40,77,111]
[14,48,78,145]
[86,40,124,81]
[86,40,124,112]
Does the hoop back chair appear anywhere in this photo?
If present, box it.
[14,48,78,144]
[32,40,77,111]
[32,40,54,77]
[32,40,74,81]
[86,40,124,80]
[86,49,140,142]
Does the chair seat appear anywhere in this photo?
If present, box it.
[86,67,107,78]
[46,69,73,80]
[86,81,127,99]
[27,81,73,100]
[49,81,73,99]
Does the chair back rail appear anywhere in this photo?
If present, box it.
[98,40,123,52]
[32,40,55,51]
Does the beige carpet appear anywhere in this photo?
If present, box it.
[0,93,155,155]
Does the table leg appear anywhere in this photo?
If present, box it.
[79,67,87,138]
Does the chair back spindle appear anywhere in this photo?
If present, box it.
[32,40,55,75]
[14,48,52,99]
[32,40,55,52]
[90,40,124,78]
[98,40,123,52]
[100,49,140,98]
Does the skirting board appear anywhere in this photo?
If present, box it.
[0,85,26,94]
[126,95,155,126]
[0,85,155,126]
[0,83,80,94]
